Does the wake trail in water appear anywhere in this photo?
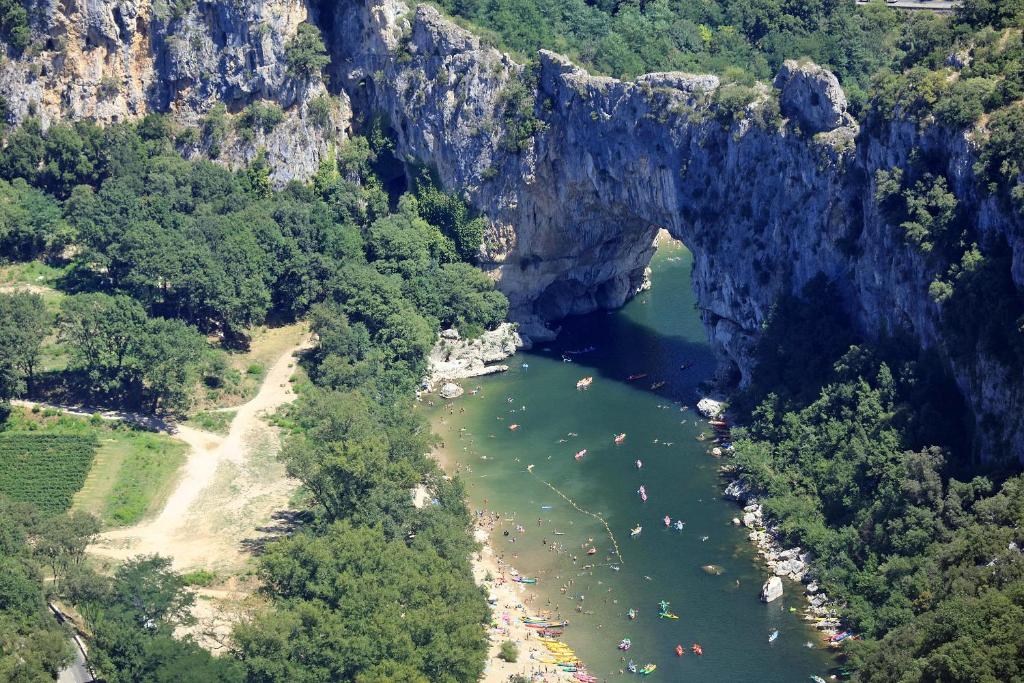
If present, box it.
[531,473,624,566]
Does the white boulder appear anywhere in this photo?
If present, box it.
[761,576,784,603]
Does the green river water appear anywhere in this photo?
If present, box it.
[425,241,834,681]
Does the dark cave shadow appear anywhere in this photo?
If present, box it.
[522,301,721,406]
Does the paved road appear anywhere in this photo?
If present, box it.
[856,0,958,11]
[50,604,93,683]
[57,645,91,683]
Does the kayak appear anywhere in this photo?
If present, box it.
[514,577,537,584]
[575,449,587,460]
[639,664,657,675]
[675,644,684,657]
[630,525,642,537]
[692,644,703,655]
[673,520,684,531]
[663,515,671,527]
[626,373,648,381]
[659,611,679,619]
[509,424,520,431]
[769,629,779,643]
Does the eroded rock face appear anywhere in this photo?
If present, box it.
[2,0,1023,461]
[335,0,1024,461]
[0,0,350,184]
[773,59,854,133]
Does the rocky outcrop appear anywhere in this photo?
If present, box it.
[425,323,523,388]
[0,0,350,183]
[332,0,1024,461]
[773,59,854,133]
[761,576,783,603]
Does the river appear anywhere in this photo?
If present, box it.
[427,239,833,681]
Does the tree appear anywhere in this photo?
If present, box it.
[137,317,204,413]
[0,117,44,183]
[0,178,73,260]
[285,23,330,81]
[32,511,100,594]
[57,293,147,397]
[0,498,75,681]
[0,292,51,396]
[233,522,487,682]
[82,556,244,683]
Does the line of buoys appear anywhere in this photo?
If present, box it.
[532,474,624,565]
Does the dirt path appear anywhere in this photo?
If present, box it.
[89,337,312,572]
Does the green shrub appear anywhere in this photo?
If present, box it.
[307,94,333,129]
[97,75,121,100]
[181,569,217,587]
[499,640,518,662]
[202,104,228,158]
[237,101,285,140]
[285,22,330,81]
[0,0,31,52]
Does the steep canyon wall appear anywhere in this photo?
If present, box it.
[1,0,1021,460]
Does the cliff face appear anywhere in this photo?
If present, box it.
[2,0,1022,459]
[0,0,350,182]
[333,0,1024,460]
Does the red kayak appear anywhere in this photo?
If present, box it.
[675,644,684,657]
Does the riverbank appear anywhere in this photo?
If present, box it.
[421,242,833,681]
[430,413,584,683]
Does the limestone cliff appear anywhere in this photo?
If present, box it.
[2,0,1022,460]
[332,0,1024,460]
[0,0,350,183]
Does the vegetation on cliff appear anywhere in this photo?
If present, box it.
[733,279,1024,680]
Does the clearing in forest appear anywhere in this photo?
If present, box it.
[90,335,311,574]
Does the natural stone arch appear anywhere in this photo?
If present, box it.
[335,0,1024,460]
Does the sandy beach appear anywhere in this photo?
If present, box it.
[429,409,585,683]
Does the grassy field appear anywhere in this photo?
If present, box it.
[2,407,187,526]
[186,410,236,435]
[73,429,187,526]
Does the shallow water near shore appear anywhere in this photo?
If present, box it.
[426,241,833,681]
